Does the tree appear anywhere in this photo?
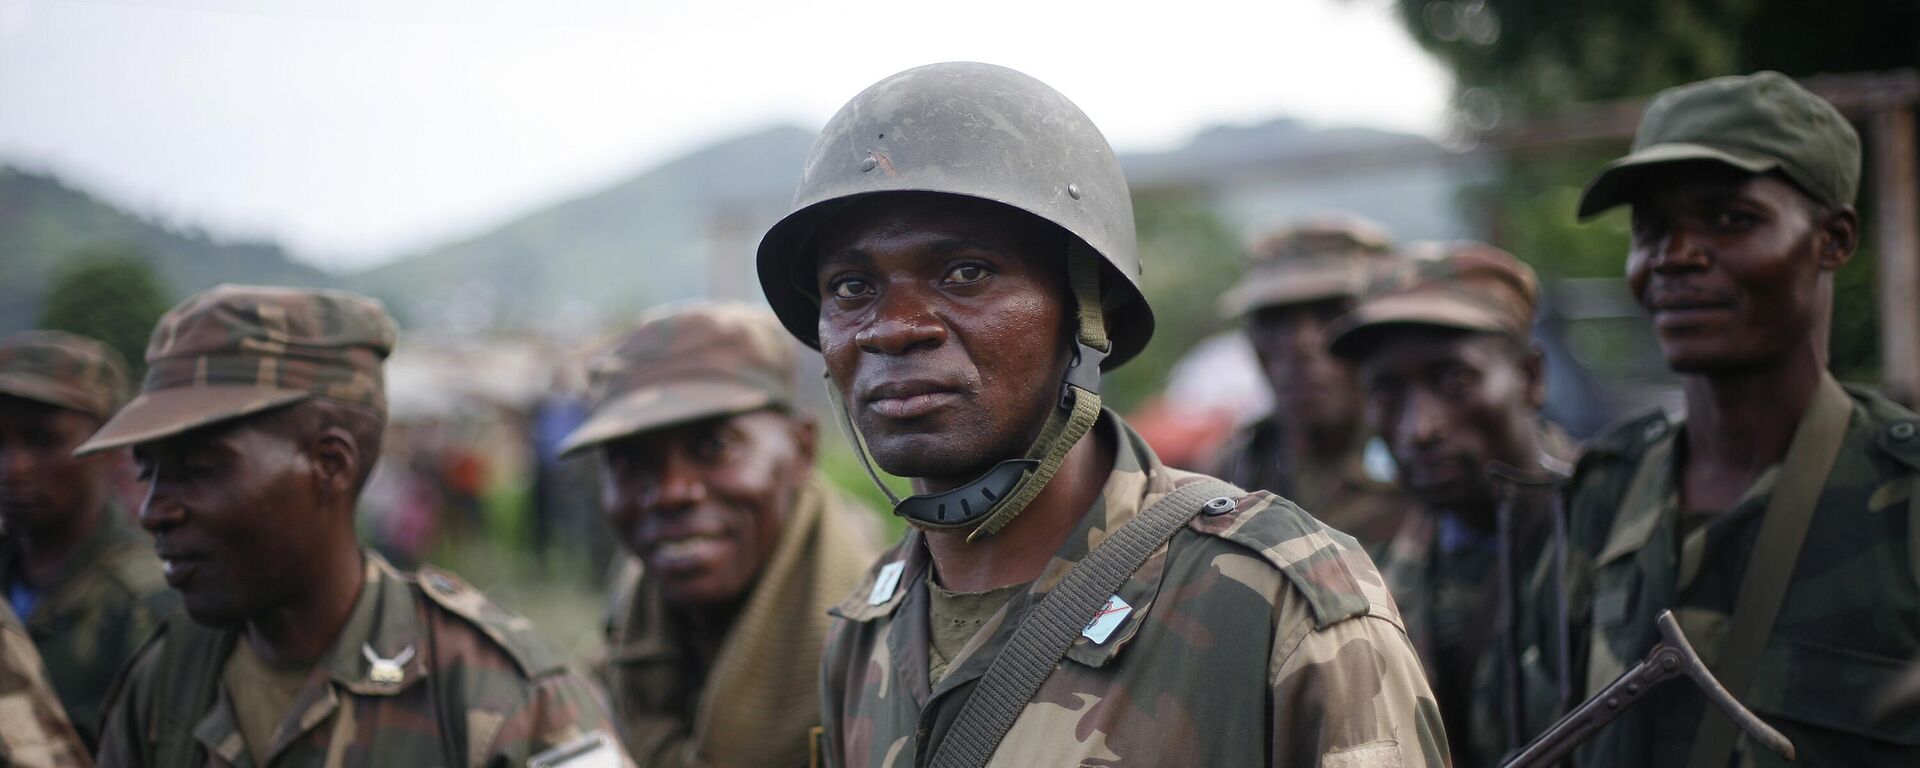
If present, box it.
[1103,191,1243,414]
[38,245,173,379]
[1394,0,1920,378]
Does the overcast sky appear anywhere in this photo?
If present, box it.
[0,0,1452,271]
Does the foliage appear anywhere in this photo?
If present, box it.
[1103,191,1243,414]
[1393,0,1918,378]
[37,246,172,380]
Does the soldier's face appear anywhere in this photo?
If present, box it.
[132,415,336,626]
[598,410,813,606]
[812,193,1073,485]
[1245,299,1361,433]
[1626,165,1853,373]
[0,396,109,537]
[1359,327,1544,516]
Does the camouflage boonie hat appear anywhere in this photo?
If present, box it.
[0,330,130,420]
[1218,214,1397,318]
[1578,71,1861,219]
[1326,241,1538,360]
[75,284,396,455]
[558,302,797,457]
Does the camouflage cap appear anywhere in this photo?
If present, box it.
[0,330,130,420]
[1578,71,1860,219]
[558,302,797,457]
[1218,214,1397,318]
[1326,241,1538,360]
[75,284,397,455]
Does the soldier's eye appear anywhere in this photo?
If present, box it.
[944,264,990,284]
[830,277,873,300]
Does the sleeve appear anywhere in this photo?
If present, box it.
[479,671,638,768]
[1269,612,1449,768]
[817,618,851,768]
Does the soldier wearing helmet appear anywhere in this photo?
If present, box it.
[1210,215,1416,550]
[560,302,883,768]
[1531,72,1920,767]
[0,330,176,749]
[89,285,632,768]
[757,62,1445,767]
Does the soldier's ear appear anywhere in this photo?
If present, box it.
[1815,204,1858,272]
[312,425,362,502]
[1521,340,1548,411]
[791,415,818,469]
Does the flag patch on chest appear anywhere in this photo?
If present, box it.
[1082,594,1133,644]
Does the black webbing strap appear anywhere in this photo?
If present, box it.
[1684,374,1852,768]
[927,478,1239,768]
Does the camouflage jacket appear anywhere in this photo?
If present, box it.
[1208,415,1413,551]
[0,595,91,768]
[1532,385,1920,766]
[96,551,633,768]
[602,478,881,768]
[819,412,1447,768]
[0,507,176,748]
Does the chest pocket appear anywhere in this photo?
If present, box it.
[1747,637,1920,747]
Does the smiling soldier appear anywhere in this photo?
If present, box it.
[0,330,176,750]
[1539,72,1920,766]
[88,284,631,768]
[1326,243,1575,766]
[557,302,882,768]
[756,62,1445,768]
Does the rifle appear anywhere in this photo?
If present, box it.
[1499,610,1794,768]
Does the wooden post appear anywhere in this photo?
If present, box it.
[1876,105,1920,407]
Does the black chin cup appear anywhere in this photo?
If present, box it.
[894,458,1038,529]
[1061,342,1107,408]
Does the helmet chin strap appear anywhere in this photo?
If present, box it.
[829,242,1112,540]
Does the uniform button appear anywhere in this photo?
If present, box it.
[1643,420,1669,442]
[1203,496,1237,516]
[1891,422,1917,442]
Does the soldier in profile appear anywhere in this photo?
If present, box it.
[90,284,631,768]
[1210,215,1415,549]
[0,330,176,749]
[561,302,882,767]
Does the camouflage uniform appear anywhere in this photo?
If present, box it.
[1529,72,1920,766]
[819,411,1447,768]
[1211,216,1415,550]
[76,284,631,768]
[0,595,90,768]
[560,304,885,768]
[0,330,177,747]
[1326,244,1575,767]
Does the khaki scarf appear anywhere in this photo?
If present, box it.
[693,479,880,767]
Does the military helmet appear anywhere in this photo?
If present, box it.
[756,61,1153,369]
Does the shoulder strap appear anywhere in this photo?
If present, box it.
[927,478,1239,768]
[1685,375,1853,768]
[151,613,238,768]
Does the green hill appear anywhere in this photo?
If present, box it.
[0,166,339,334]
[351,125,817,331]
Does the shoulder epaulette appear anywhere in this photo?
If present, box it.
[1849,384,1920,472]
[1576,409,1674,469]
[413,566,565,679]
[1190,491,1371,630]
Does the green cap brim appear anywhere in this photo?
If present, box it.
[74,386,311,455]
[0,374,101,419]
[1218,267,1364,318]
[557,380,779,458]
[1327,292,1514,360]
[1577,142,1782,220]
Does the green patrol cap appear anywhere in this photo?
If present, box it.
[0,330,130,420]
[1327,241,1538,360]
[1578,71,1860,219]
[75,284,396,455]
[558,302,797,457]
[1218,213,1398,318]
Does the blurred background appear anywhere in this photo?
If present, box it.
[4,0,1916,662]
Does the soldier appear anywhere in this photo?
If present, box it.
[1210,215,1416,549]
[1542,71,1920,765]
[1326,243,1575,767]
[0,330,176,748]
[87,285,631,768]
[558,302,883,767]
[0,595,91,768]
[755,62,1445,768]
